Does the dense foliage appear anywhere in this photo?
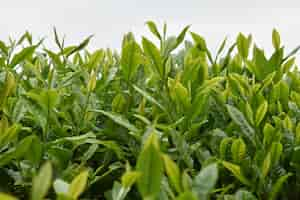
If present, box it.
[0,22,300,200]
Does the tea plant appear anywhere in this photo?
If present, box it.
[0,22,300,199]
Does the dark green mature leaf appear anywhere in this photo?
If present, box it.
[226,105,255,145]
[192,163,218,197]
[0,135,33,166]
[90,109,139,133]
[26,135,43,166]
[133,85,167,113]
[269,173,292,200]
[235,190,257,200]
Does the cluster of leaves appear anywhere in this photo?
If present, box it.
[0,22,300,200]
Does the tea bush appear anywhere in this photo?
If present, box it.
[0,22,300,199]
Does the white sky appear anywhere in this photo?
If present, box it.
[1,0,300,57]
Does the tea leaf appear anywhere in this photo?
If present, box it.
[136,133,163,198]
[192,163,218,197]
[163,154,181,193]
[68,170,89,199]
[255,100,268,126]
[10,45,37,68]
[142,37,163,77]
[146,21,161,41]
[222,161,251,186]
[269,173,292,200]
[272,29,281,50]
[31,162,52,200]
[91,109,139,133]
[226,105,255,145]
[0,193,17,200]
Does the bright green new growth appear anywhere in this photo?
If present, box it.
[0,22,299,199]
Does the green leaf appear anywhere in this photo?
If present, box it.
[0,193,17,200]
[0,40,8,56]
[90,110,139,133]
[235,190,257,200]
[272,29,281,50]
[174,25,190,50]
[220,137,232,160]
[86,49,104,70]
[136,133,163,199]
[190,32,207,51]
[44,49,63,68]
[222,161,251,186]
[163,154,181,193]
[133,85,167,113]
[255,100,268,126]
[66,35,93,57]
[120,40,142,81]
[168,78,190,110]
[192,163,218,197]
[0,135,33,166]
[226,105,255,145]
[0,71,16,103]
[176,191,197,200]
[146,21,162,41]
[270,142,283,165]
[231,138,246,163]
[26,89,59,113]
[142,37,163,77]
[269,173,292,200]
[26,135,42,166]
[10,45,37,68]
[87,70,97,92]
[68,170,89,199]
[53,27,63,50]
[31,162,52,200]
[236,33,251,59]
[111,181,129,200]
[217,37,227,57]
[261,152,271,178]
[121,171,141,188]
[112,93,127,113]
[283,45,300,62]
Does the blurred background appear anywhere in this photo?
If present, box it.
[1,0,300,56]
